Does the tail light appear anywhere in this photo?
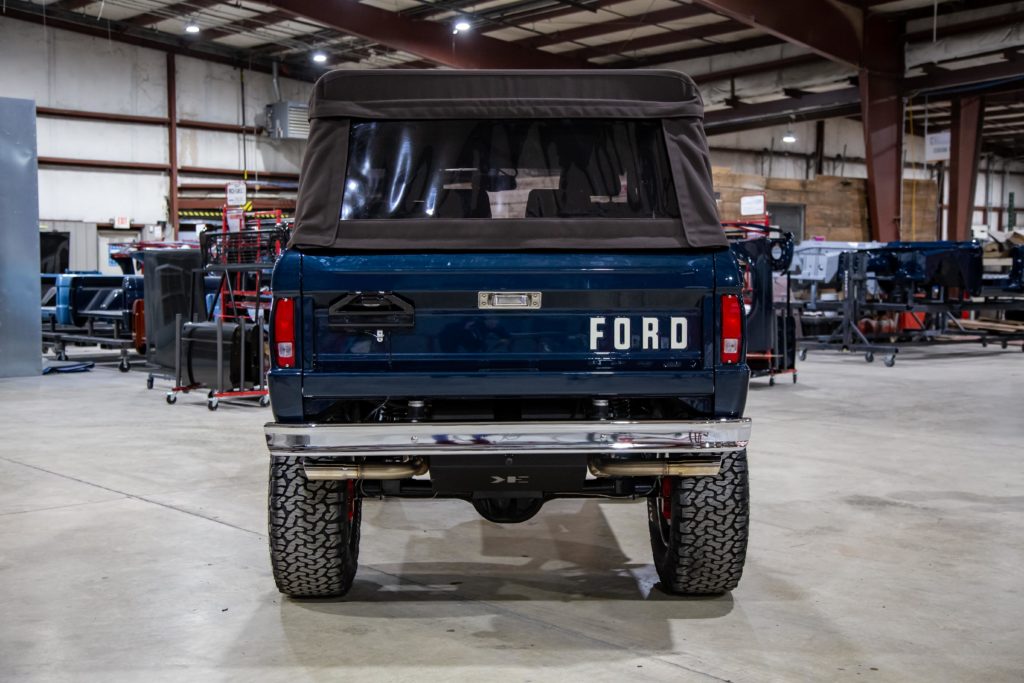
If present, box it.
[720,294,742,365]
[272,297,296,368]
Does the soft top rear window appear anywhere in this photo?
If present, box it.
[340,119,680,221]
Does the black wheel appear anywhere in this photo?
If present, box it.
[268,458,361,598]
[56,350,68,361]
[259,395,271,407]
[883,355,896,368]
[165,393,177,405]
[1001,340,1008,350]
[793,373,798,384]
[865,351,875,363]
[768,376,776,386]
[207,398,219,411]
[648,449,749,595]
[798,348,807,361]
[118,358,131,373]
[146,375,154,390]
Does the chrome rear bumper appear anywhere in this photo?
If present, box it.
[265,418,751,458]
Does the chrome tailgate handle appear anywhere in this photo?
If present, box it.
[478,291,542,309]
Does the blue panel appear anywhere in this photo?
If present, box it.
[300,251,717,376]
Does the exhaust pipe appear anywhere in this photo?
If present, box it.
[587,457,720,477]
[304,459,427,481]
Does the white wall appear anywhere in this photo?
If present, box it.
[0,16,310,225]
[708,118,935,181]
[708,115,1024,237]
[174,55,308,176]
[3,13,1022,235]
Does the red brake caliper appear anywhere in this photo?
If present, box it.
[660,477,673,521]
[345,480,356,521]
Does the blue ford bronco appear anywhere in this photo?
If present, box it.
[265,70,752,597]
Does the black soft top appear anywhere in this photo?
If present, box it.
[307,69,703,120]
[291,69,726,250]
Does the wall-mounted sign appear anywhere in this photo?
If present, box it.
[926,131,951,162]
[113,215,131,230]
[739,193,766,217]
[226,181,247,207]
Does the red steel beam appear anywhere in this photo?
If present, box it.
[36,157,301,181]
[692,0,865,69]
[179,198,296,209]
[178,119,263,135]
[179,166,300,181]
[38,157,171,172]
[948,95,985,242]
[263,0,587,69]
[859,15,904,242]
[36,107,169,126]
[35,107,263,134]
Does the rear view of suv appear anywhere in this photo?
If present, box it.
[264,69,751,598]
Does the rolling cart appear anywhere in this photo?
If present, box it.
[724,221,798,386]
[164,223,287,409]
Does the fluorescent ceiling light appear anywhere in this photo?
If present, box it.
[782,131,797,144]
[312,51,328,64]
[185,22,200,34]
[454,19,471,32]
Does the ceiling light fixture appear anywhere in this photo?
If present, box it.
[185,21,200,34]
[453,19,471,34]
[782,130,797,144]
[312,51,328,64]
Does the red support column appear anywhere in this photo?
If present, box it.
[166,53,179,240]
[859,16,904,243]
[948,95,985,242]
[860,72,903,242]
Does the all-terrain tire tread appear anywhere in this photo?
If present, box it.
[649,449,749,595]
[268,457,360,598]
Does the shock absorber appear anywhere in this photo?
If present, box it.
[407,400,426,422]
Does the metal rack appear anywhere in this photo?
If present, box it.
[725,222,798,386]
[40,274,144,372]
[796,247,1024,366]
[164,222,286,409]
[42,315,141,372]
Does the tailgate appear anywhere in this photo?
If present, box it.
[301,252,715,397]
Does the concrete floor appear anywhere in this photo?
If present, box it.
[1,348,1022,682]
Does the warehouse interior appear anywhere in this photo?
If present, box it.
[1,1,1022,681]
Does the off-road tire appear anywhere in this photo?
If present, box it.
[647,449,749,595]
[268,457,361,598]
